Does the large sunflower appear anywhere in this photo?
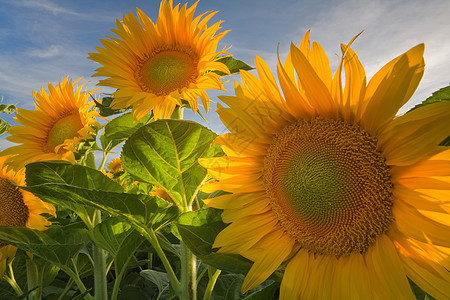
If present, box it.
[200,31,450,299]
[0,155,56,277]
[1,77,100,170]
[88,0,230,120]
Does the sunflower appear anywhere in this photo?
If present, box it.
[0,155,56,277]
[107,158,123,175]
[1,77,100,170]
[199,31,450,299]
[88,0,230,120]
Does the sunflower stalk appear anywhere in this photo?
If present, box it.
[92,210,108,300]
[180,240,197,300]
[26,258,43,300]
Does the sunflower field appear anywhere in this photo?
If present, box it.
[0,0,449,299]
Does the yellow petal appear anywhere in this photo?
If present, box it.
[361,44,425,135]
[380,102,450,166]
[366,235,416,299]
[393,200,450,247]
[391,231,450,300]
[202,192,266,209]
[290,43,336,118]
[241,231,295,293]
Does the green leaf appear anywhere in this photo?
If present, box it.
[440,136,450,146]
[208,273,277,300]
[25,161,123,225]
[121,119,223,208]
[25,161,123,193]
[409,279,436,300]
[241,281,279,300]
[0,118,9,135]
[89,218,135,256]
[93,96,129,117]
[201,253,253,276]
[0,103,16,114]
[0,226,88,267]
[411,86,450,110]
[215,56,254,76]
[24,162,179,233]
[175,208,226,257]
[89,217,145,279]
[140,270,169,294]
[101,112,153,152]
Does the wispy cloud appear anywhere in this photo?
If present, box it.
[28,45,64,58]
[2,0,82,16]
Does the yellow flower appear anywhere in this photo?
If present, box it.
[1,77,100,170]
[107,158,123,175]
[89,0,230,120]
[0,155,56,277]
[150,186,173,204]
[200,31,450,299]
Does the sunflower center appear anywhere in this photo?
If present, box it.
[0,177,29,227]
[135,47,199,96]
[46,113,83,153]
[264,117,393,256]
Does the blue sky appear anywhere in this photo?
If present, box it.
[1,0,449,153]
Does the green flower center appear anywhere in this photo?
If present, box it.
[264,117,393,256]
[135,47,198,96]
[46,113,83,153]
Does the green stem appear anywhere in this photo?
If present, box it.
[170,105,184,119]
[62,267,93,300]
[26,259,43,300]
[110,267,122,300]
[4,262,23,297]
[57,278,75,300]
[203,267,221,300]
[92,210,108,300]
[143,227,181,295]
[98,151,108,171]
[180,241,197,300]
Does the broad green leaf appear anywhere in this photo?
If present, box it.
[89,218,135,256]
[0,118,9,135]
[93,96,129,117]
[25,161,179,236]
[411,86,450,110]
[25,161,123,193]
[25,161,123,225]
[201,253,253,276]
[209,273,277,300]
[114,229,146,278]
[103,112,152,146]
[215,57,254,76]
[89,218,145,279]
[175,208,226,257]
[121,119,223,209]
[241,281,279,300]
[0,226,88,267]
[140,270,169,295]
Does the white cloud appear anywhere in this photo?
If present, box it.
[5,0,82,16]
[299,0,450,111]
[28,45,63,58]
